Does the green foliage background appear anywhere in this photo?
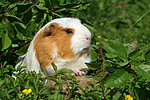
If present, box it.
[0,0,150,99]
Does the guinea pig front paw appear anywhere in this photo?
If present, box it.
[72,71,85,76]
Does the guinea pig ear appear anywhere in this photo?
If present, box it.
[43,24,55,38]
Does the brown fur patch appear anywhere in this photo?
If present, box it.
[34,23,76,68]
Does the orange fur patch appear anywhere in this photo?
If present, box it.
[34,23,76,68]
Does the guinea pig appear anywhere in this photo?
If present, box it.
[14,18,91,77]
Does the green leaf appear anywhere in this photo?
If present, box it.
[57,69,72,74]
[39,87,48,94]
[63,73,76,80]
[55,8,67,12]
[66,0,71,3]
[46,76,57,82]
[0,80,5,87]
[16,65,27,71]
[15,74,25,83]
[5,13,22,23]
[17,3,33,14]
[22,9,33,25]
[86,63,101,70]
[35,11,45,23]
[16,32,27,40]
[86,91,100,97]
[52,0,59,5]
[112,91,122,100]
[137,64,150,81]
[44,0,52,9]
[105,69,129,87]
[15,44,29,56]
[105,53,118,58]
[59,0,65,4]
[90,47,98,61]
[35,5,48,11]
[51,63,57,73]
[102,40,127,58]
[129,49,143,60]
[14,22,26,35]
[52,12,63,17]
[78,3,91,10]
[1,32,12,50]
[87,81,95,88]
[6,22,16,38]
[26,22,36,37]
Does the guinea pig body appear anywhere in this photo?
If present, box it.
[14,18,91,77]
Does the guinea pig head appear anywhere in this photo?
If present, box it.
[34,18,91,69]
[50,18,91,55]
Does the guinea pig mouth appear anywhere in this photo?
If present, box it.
[83,47,89,51]
[83,44,90,51]
[83,48,87,51]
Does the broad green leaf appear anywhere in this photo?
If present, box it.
[1,32,12,50]
[26,21,36,37]
[112,91,122,100]
[6,22,16,38]
[86,63,101,70]
[22,9,33,25]
[90,47,98,61]
[129,49,143,60]
[16,32,27,40]
[5,13,22,23]
[145,50,150,60]
[15,44,29,56]
[105,53,118,58]
[107,67,117,73]
[105,69,129,87]
[117,61,130,66]
[137,64,150,81]
[14,22,26,35]
[102,40,127,58]
[17,3,33,14]
[116,58,131,66]
[0,22,5,36]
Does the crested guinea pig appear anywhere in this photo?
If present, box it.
[14,18,91,77]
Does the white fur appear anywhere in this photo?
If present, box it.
[13,18,91,77]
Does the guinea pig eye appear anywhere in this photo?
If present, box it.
[65,29,73,34]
